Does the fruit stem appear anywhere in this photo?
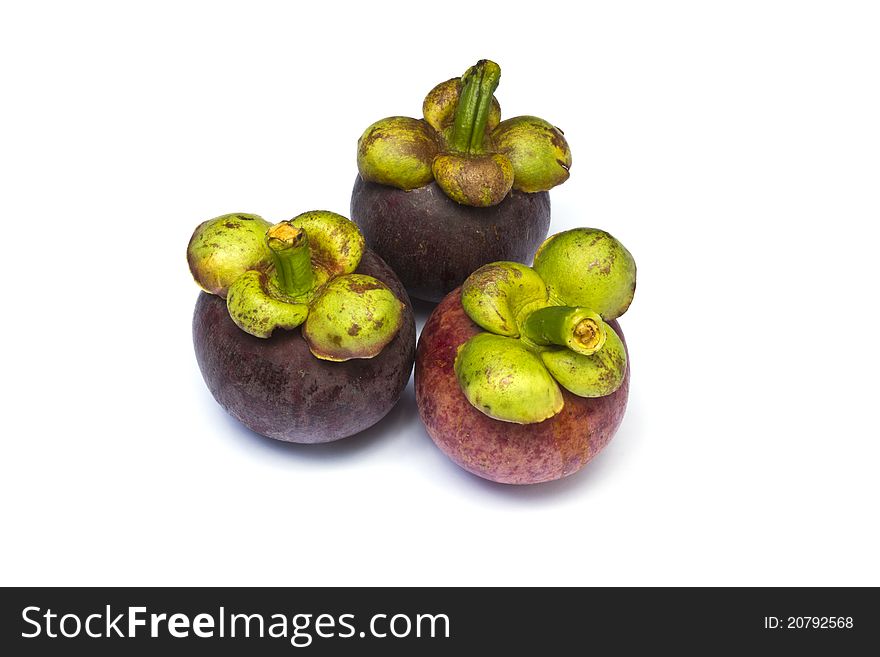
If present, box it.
[450,59,501,155]
[521,306,607,356]
[266,221,315,298]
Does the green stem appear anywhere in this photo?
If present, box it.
[521,306,607,356]
[450,59,501,155]
[266,221,315,298]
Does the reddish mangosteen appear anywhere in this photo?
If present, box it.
[350,59,572,302]
[188,211,415,443]
[415,228,637,484]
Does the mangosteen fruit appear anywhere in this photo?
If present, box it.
[415,228,637,484]
[188,211,415,443]
[351,59,572,302]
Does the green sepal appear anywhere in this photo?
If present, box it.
[460,261,549,336]
[288,211,365,284]
[226,270,309,338]
[491,116,571,192]
[454,333,563,424]
[540,323,627,398]
[356,117,438,190]
[432,152,513,207]
[303,274,404,362]
[533,228,637,320]
[186,213,271,297]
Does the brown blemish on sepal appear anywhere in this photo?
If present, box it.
[187,213,273,298]
[345,278,386,295]
[491,116,572,193]
[357,117,439,190]
[303,274,405,362]
[460,261,548,337]
[288,211,365,280]
[432,153,514,207]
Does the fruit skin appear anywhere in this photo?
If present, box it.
[193,249,415,443]
[416,287,629,484]
[350,176,551,303]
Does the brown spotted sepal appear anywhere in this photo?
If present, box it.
[431,153,513,207]
[187,210,405,361]
[303,274,405,361]
[453,226,637,424]
[187,213,272,297]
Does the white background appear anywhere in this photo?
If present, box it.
[2,1,878,586]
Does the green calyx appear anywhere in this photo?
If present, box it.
[187,213,272,297]
[454,237,636,423]
[356,117,438,191]
[533,228,637,320]
[227,270,310,339]
[303,275,404,361]
[492,116,572,193]
[431,152,513,207]
[356,59,571,207]
[187,210,404,361]
[455,334,563,424]
[541,325,627,398]
[461,262,548,336]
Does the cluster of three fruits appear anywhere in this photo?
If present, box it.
[187,60,637,485]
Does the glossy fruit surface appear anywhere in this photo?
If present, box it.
[351,177,550,302]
